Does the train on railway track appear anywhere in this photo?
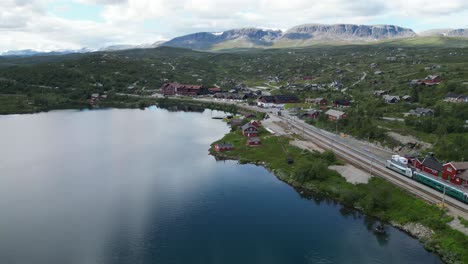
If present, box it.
[386,155,468,204]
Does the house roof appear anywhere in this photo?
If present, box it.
[325,109,346,118]
[445,93,466,99]
[422,155,443,171]
[258,96,275,103]
[274,94,300,103]
[374,90,387,94]
[216,143,232,148]
[230,119,243,124]
[425,75,440,80]
[410,108,434,115]
[456,170,468,181]
[383,95,400,101]
[306,110,319,114]
[241,123,258,131]
[247,137,261,143]
[450,162,468,170]
[259,95,299,104]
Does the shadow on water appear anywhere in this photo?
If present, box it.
[293,185,391,247]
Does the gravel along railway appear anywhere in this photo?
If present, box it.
[283,116,468,218]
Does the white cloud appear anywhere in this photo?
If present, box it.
[0,0,467,52]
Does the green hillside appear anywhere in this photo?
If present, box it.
[0,44,467,160]
[377,36,468,48]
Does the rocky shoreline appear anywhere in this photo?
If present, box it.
[211,148,462,264]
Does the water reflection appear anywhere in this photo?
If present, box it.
[0,108,441,264]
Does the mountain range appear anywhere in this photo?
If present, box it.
[2,24,468,56]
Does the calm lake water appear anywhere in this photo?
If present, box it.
[0,108,441,264]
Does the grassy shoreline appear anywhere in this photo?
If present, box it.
[210,127,468,264]
[3,96,466,263]
[0,96,238,115]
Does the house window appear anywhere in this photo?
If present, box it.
[447,167,452,172]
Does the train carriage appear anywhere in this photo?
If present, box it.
[385,154,468,204]
[413,171,467,203]
[386,155,413,178]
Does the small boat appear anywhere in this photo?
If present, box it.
[212,116,224,119]
[374,224,386,234]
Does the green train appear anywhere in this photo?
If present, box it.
[386,156,468,204]
[413,172,468,204]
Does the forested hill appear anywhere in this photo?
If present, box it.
[0,45,467,160]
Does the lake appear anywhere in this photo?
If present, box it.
[0,108,441,264]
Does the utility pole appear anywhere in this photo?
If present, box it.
[367,135,373,176]
[441,185,446,209]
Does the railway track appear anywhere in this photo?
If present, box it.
[196,100,468,215]
[285,118,468,217]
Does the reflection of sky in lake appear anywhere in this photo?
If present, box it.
[0,108,441,264]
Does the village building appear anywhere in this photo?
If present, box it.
[230,119,243,127]
[444,93,467,103]
[302,110,320,119]
[160,83,208,96]
[373,90,388,97]
[329,80,343,89]
[306,97,327,106]
[421,75,441,86]
[407,156,423,170]
[325,109,347,121]
[383,95,400,104]
[208,87,221,94]
[246,137,262,146]
[409,108,434,117]
[241,123,258,137]
[402,95,412,102]
[442,162,468,186]
[244,113,257,119]
[421,154,443,177]
[214,143,233,152]
[249,120,261,128]
[333,99,351,108]
[257,95,299,107]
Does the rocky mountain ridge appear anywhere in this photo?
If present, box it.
[2,24,468,56]
[162,23,418,50]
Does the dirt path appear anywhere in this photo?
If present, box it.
[290,140,325,153]
[351,71,367,87]
[329,164,372,184]
[448,215,468,236]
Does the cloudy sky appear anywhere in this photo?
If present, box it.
[1,0,468,52]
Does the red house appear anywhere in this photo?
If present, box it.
[407,157,423,170]
[422,75,441,86]
[160,83,207,96]
[214,143,233,152]
[302,110,320,119]
[246,137,261,146]
[241,123,258,137]
[442,162,468,185]
[161,83,176,96]
[421,154,443,177]
[325,109,347,121]
[249,120,261,128]
[208,87,221,94]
